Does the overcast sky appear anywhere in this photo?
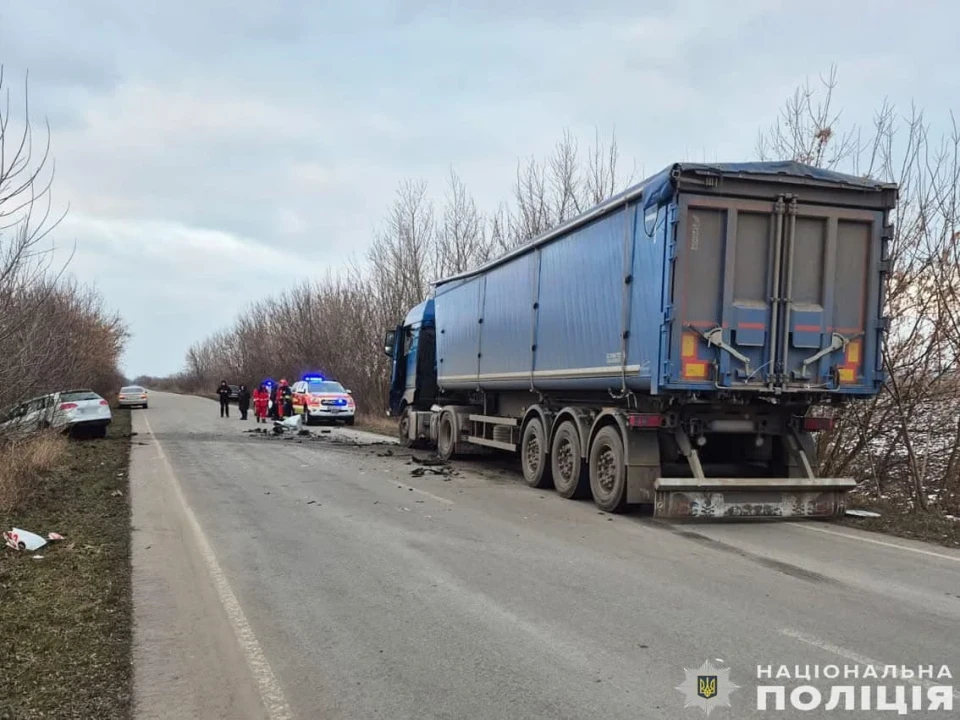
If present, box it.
[0,0,956,376]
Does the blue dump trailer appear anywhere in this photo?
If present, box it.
[383,162,897,519]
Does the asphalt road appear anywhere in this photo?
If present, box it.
[130,392,960,719]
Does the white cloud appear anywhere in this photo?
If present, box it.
[1,0,957,376]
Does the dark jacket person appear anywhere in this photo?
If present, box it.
[237,384,251,420]
[217,380,231,418]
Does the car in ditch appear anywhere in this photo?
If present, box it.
[0,389,112,439]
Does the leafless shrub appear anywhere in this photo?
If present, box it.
[760,70,960,514]
[0,66,127,434]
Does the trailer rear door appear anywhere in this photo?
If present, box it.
[662,192,886,394]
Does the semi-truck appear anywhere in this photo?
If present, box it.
[383,161,897,520]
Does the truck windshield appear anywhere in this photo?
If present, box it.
[308,381,346,394]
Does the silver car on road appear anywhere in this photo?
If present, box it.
[118,385,149,409]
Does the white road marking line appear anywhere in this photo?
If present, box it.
[795,523,960,563]
[143,414,295,720]
[781,629,960,698]
[391,479,455,505]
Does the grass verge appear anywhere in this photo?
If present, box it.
[354,412,396,437]
[0,410,133,720]
[839,496,960,549]
[0,433,68,512]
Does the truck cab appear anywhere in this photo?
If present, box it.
[384,298,437,422]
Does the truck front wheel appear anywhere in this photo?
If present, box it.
[398,407,414,448]
[589,426,627,512]
[437,411,456,461]
[521,418,552,489]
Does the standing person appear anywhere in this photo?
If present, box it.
[252,384,269,423]
[216,380,231,418]
[237,384,251,420]
[269,382,280,420]
[279,379,294,419]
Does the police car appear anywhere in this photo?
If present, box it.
[291,375,356,426]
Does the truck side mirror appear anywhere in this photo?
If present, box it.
[383,329,396,357]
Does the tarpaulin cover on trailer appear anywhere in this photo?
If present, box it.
[639,161,896,211]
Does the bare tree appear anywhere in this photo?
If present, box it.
[761,69,960,515]
[756,65,861,170]
[0,66,125,419]
[367,179,436,325]
[436,169,488,277]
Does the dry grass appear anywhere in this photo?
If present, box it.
[0,411,133,719]
[0,432,67,512]
[355,413,397,437]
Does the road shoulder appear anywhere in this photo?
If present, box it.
[131,411,278,720]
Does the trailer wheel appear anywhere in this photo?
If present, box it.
[589,426,627,512]
[551,421,588,499]
[437,411,456,461]
[521,418,552,489]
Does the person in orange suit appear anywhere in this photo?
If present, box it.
[252,384,269,423]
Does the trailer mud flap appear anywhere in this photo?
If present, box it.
[653,477,856,520]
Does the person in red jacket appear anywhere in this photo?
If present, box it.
[252,384,269,423]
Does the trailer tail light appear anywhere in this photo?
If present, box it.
[628,413,663,429]
[803,416,834,432]
[59,402,78,411]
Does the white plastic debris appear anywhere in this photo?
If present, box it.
[3,528,48,551]
[845,509,882,519]
[278,415,302,430]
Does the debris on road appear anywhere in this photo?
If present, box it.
[412,455,446,467]
[4,528,48,552]
[32,554,44,560]
[279,415,303,431]
[410,465,456,478]
[846,509,882,519]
